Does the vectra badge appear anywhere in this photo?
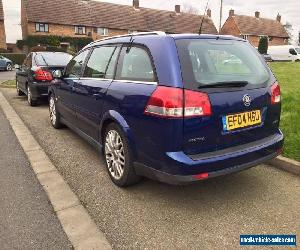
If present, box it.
[243,94,251,107]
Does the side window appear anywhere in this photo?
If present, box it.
[65,50,90,78]
[116,46,155,82]
[83,46,119,79]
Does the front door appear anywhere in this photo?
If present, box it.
[74,45,120,140]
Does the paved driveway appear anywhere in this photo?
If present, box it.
[0,69,15,83]
[1,88,299,249]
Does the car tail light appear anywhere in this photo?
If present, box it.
[271,82,281,104]
[144,86,212,118]
[34,68,53,81]
[184,89,212,117]
[193,172,209,180]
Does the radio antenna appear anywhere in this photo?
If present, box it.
[198,0,210,35]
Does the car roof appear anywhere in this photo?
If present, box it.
[83,33,246,50]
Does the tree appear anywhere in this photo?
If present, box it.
[182,4,199,15]
[258,36,268,54]
[283,22,293,44]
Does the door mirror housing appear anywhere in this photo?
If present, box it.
[289,48,297,55]
[53,69,63,79]
[14,64,20,70]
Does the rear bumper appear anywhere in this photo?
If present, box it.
[134,131,284,185]
[29,82,49,99]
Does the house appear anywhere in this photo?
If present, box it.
[21,0,217,42]
[220,10,289,47]
[0,0,6,49]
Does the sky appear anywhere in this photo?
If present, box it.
[2,0,299,45]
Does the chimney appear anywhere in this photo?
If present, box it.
[175,5,180,14]
[133,0,139,9]
[207,8,211,18]
[229,9,234,17]
[277,13,281,22]
[255,11,260,18]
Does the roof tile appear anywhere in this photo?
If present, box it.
[24,0,218,34]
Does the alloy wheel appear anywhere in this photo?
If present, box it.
[49,97,57,125]
[105,130,126,180]
[6,64,12,71]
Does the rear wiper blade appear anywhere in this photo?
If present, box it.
[198,81,249,89]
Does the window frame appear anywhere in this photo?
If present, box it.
[97,27,109,36]
[115,44,158,83]
[64,49,91,78]
[75,26,86,35]
[35,23,49,33]
[82,45,121,80]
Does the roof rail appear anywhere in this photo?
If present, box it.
[92,31,167,44]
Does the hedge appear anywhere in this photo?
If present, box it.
[0,53,26,65]
[17,35,93,52]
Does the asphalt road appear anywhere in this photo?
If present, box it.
[1,88,299,249]
[0,69,15,83]
[0,104,71,249]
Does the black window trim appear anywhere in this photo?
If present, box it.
[75,26,86,35]
[115,43,158,84]
[35,23,49,33]
[81,44,121,80]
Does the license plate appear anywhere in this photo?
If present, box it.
[223,110,262,131]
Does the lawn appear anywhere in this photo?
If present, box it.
[0,80,16,88]
[270,62,300,161]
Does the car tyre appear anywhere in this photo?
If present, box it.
[104,123,141,187]
[27,85,37,106]
[49,94,63,129]
[6,63,12,71]
[16,80,23,96]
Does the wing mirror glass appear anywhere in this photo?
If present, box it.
[53,69,63,78]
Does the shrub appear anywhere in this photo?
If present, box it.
[17,35,93,52]
[258,36,268,54]
[0,53,26,65]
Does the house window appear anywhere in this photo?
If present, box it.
[75,26,86,35]
[242,35,249,40]
[35,23,49,32]
[97,28,108,36]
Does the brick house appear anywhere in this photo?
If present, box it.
[220,10,289,47]
[21,0,217,42]
[0,0,7,49]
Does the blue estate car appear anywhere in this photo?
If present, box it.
[48,32,284,187]
[0,55,13,71]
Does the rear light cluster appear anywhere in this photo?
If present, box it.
[34,68,53,81]
[144,86,212,118]
[271,82,281,105]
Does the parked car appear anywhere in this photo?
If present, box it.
[48,32,284,187]
[268,45,300,61]
[16,51,72,106]
[261,53,273,62]
[0,55,13,71]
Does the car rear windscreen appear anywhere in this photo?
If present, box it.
[175,39,270,89]
[34,53,73,66]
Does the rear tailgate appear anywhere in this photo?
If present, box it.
[183,86,280,155]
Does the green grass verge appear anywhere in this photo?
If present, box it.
[0,80,16,89]
[270,62,300,161]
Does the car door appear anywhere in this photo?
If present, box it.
[73,45,120,140]
[0,56,5,69]
[16,53,32,92]
[56,49,90,124]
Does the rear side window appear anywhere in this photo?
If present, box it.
[176,39,270,89]
[34,53,72,66]
[65,49,90,78]
[116,46,155,82]
[83,46,119,79]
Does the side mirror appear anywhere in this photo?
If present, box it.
[53,69,63,79]
[14,64,20,70]
[289,48,297,56]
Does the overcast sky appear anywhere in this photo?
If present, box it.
[2,0,299,45]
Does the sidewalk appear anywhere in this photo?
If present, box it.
[0,107,71,249]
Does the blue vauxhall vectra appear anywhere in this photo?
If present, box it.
[48,32,284,187]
